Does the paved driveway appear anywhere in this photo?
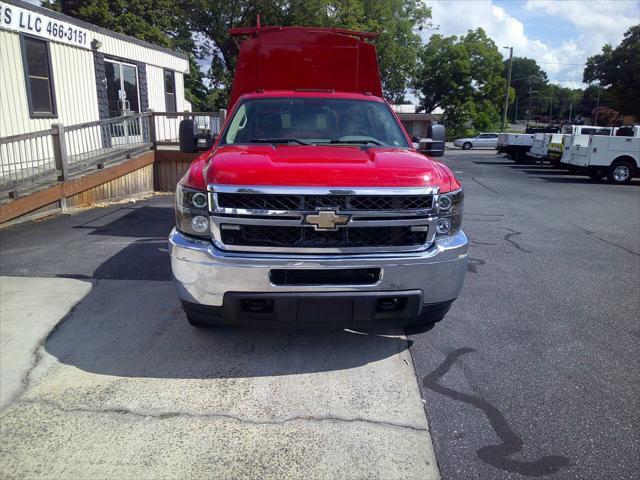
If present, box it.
[411,150,639,479]
[1,150,638,479]
[0,196,438,479]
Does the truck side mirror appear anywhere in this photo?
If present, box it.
[422,124,445,157]
[179,119,198,153]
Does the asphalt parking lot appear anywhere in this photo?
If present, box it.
[1,149,638,479]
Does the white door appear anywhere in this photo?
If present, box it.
[105,60,142,146]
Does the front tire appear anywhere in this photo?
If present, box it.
[462,142,472,150]
[608,160,634,184]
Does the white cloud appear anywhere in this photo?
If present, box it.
[423,0,639,88]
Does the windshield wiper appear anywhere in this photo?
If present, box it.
[327,138,384,146]
[250,138,311,145]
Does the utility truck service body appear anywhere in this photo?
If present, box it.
[563,126,639,183]
[527,132,553,160]
[549,125,613,164]
[169,26,467,328]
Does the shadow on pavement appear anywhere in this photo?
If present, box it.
[474,158,640,186]
[59,206,174,281]
[44,279,409,379]
[75,206,174,238]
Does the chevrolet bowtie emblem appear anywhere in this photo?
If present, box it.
[305,210,351,231]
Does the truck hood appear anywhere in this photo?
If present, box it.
[202,145,456,190]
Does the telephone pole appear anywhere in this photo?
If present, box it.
[594,85,601,125]
[502,46,513,132]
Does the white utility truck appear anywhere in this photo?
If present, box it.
[549,125,613,165]
[563,125,639,183]
[497,127,559,163]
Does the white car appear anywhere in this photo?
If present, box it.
[454,133,499,150]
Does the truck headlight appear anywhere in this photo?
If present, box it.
[176,182,210,238]
[436,188,463,236]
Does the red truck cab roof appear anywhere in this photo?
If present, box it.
[228,25,383,110]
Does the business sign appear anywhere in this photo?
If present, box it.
[0,2,91,49]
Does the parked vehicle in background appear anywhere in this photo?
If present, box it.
[549,125,614,165]
[497,127,559,163]
[170,25,467,329]
[562,125,639,183]
[527,132,553,161]
[454,133,499,150]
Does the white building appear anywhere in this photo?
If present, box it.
[0,0,190,139]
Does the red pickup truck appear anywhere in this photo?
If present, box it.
[169,25,468,328]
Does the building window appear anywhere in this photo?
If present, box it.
[164,69,176,113]
[20,36,57,118]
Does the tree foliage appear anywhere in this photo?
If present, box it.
[591,106,622,127]
[584,25,640,116]
[413,28,507,137]
[186,0,431,107]
[504,57,547,119]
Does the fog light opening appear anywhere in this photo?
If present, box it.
[241,299,274,314]
[376,297,407,312]
[436,217,452,235]
[191,215,209,233]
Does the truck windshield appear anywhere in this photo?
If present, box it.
[221,98,409,148]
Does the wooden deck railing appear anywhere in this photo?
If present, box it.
[0,110,226,200]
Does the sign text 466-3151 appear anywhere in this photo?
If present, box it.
[0,2,90,49]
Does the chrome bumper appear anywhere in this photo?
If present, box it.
[169,228,469,308]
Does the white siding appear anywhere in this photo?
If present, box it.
[1,7,188,143]
[146,65,165,112]
[1,29,98,137]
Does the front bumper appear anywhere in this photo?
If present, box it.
[169,228,469,326]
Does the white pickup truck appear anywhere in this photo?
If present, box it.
[563,125,639,183]
[497,127,560,163]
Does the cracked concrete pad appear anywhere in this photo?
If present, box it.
[0,276,92,409]
[1,279,439,479]
[1,402,435,480]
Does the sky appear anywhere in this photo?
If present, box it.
[24,0,639,92]
[423,0,640,89]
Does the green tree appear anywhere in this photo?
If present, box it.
[186,0,431,106]
[504,57,548,120]
[413,28,507,137]
[44,0,209,110]
[584,25,640,116]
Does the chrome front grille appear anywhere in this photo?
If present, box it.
[208,185,440,254]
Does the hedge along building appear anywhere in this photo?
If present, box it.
[0,0,190,181]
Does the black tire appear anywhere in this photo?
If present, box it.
[186,314,210,328]
[462,142,472,150]
[588,169,605,181]
[513,151,525,163]
[607,160,634,184]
